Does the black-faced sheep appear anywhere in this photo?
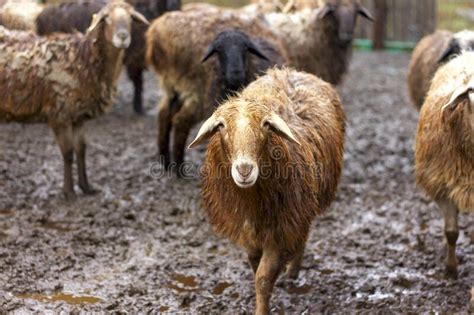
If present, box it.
[415,52,474,278]
[264,0,373,85]
[408,30,474,110]
[188,68,346,314]
[0,1,149,200]
[146,9,288,172]
[36,0,180,115]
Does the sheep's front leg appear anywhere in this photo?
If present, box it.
[172,101,195,177]
[286,246,304,280]
[73,124,97,195]
[157,95,175,169]
[437,198,460,278]
[52,124,75,201]
[126,65,144,115]
[255,248,283,315]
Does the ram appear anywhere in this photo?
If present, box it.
[146,8,287,172]
[35,0,180,115]
[189,68,346,314]
[264,0,373,85]
[415,52,474,278]
[0,1,148,200]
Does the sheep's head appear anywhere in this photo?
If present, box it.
[442,80,474,132]
[317,0,373,44]
[439,30,474,63]
[189,103,300,188]
[202,30,269,92]
[87,1,149,49]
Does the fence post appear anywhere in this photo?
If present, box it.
[373,0,387,50]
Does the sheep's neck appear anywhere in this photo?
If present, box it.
[99,41,125,88]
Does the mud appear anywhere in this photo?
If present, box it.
[0,52,472,313]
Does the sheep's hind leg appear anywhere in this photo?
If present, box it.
[52,124,76,201]
[73,123,97,195]
[255,248,283,315]
[437,198,460,279]
[248,248,263,274]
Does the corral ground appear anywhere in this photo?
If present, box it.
[0,52,473,313]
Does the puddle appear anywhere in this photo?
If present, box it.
[167,274,201,293]
[159,305,170,312]
[320,269,335,275]
[286,284,313,295]
[41,221,79,232]
[212,281,233,295]
[16,292,103,305]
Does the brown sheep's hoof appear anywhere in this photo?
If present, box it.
[63,191,77,202]
[445,265,458,280]
[81,186,99,195]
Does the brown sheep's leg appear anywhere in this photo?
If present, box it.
[437,198,460,279]
[286,246,304,280]
[52,125,76,201]
[248,249,263,274]
[73,124,97,195]
[127,65,144,115]
[254,248,283,315]
[172,103,194,177]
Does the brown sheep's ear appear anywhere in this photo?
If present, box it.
[87,12,108,35]
[202,44,217,63]
[316,4,334,20]
[358,5,374,22]
[262,112,301,145]
[130,9,150,25]
[442,85,473,119]
[188,115,225,149]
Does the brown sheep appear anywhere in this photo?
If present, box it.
[263,0,373,85]
[0,1,149,200]
[415,52,474,278]
[408,30,474,110]
[146,8,288,173]
[188,68,346,314]
[35,0,181,115]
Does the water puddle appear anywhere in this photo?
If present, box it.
[16,292,103,305]
[159,305,170,312]
[167,274,201,293]
[212,281,233,295]
[286,284,313,295]
[41,221,79,232]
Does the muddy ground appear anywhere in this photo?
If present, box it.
[0,52,473,313]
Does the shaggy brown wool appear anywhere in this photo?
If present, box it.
[199,68,345,313]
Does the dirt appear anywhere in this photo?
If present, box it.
[0,51,473,313]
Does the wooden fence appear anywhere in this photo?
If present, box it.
[355,0,437,43]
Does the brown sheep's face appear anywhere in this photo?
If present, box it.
[87,2,149,49]
[189,104,300,189]
[317,0,373,44]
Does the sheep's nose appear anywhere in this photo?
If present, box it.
[116,31,129,41]
[237,163,253,179]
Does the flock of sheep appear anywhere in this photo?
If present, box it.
[0,0,472,313]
